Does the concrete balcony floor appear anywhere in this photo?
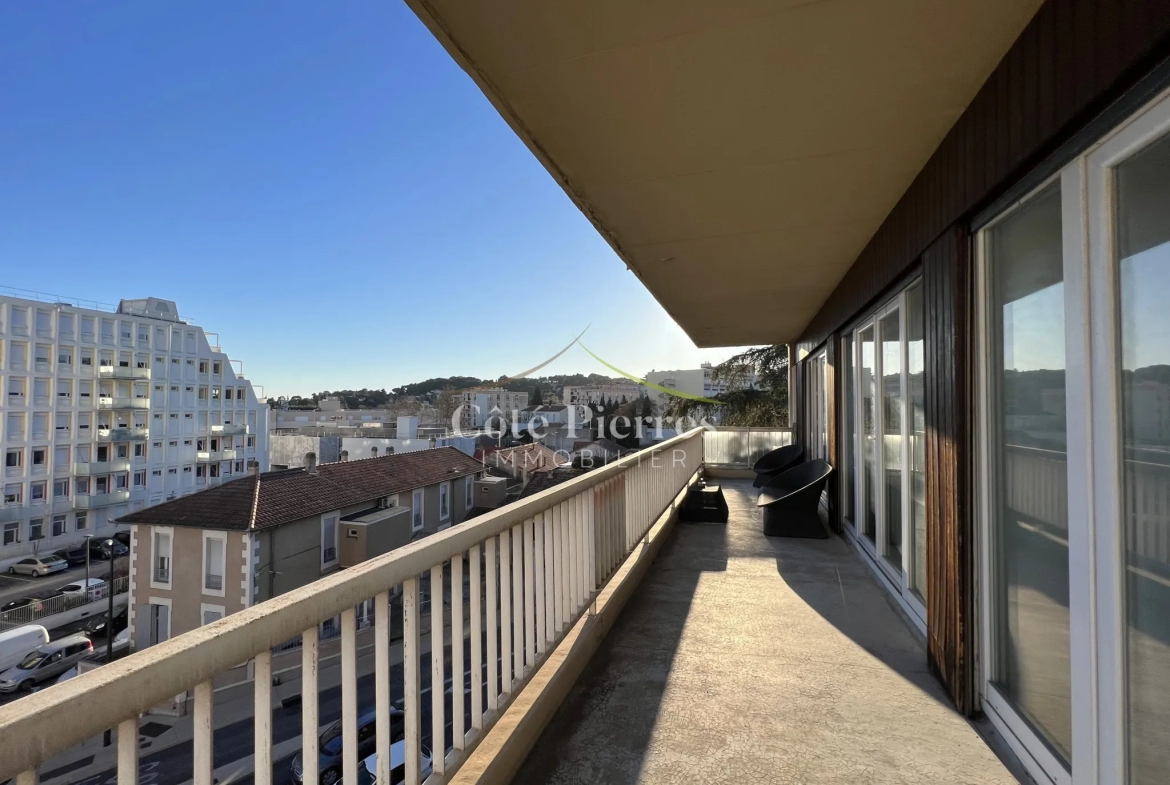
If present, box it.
[515,479,1021,784]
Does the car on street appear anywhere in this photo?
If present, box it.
[289,707,405,785]
[112,531,131,549]
[83,606,128,638]
[52,545,89,567]
[60,578,108,600]
[0,635,93,692]
[7,556,69,577]
[88,539,128,560]
[353,742,433,785]
[0,598,35,613]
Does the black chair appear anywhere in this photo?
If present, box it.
[757,460,833,538]
[751,444,804,488]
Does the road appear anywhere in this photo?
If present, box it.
[58,637,494,785]
[0,563,98,607]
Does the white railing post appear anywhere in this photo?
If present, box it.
[552,502,563,634]
[374,593,391,785]
[534,512,547,654]
[340,608,358,784]
[254,650,272,785]
[451,554,465,752]
[568,498,580,618]
[523,517,536,670]
[430,565,446,777]
[510,524,523,682]
[117,717,138,785]
[499,527,512,698]
[193,680,214,785]
[485,537,499,712]
[404,576,421,785]
[469,543,483,732]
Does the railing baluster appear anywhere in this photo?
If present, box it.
[523,517,536,669]
[430,565,446,777]
[340,608,358,784]
[193,680,214,785]
[569,496,580,615]
[499,527,512,697]
[374,593,391,785]
[404,576,422,785]
[587,489,597,607]
[552,501,563,634]
[511,523,523,682]
[578,491,588,605]
[254,650,272,785]
[14,771,36,785]
[485,537,499,712]
[451,554,465,752]
[534,511,547,655]
[543,511,554,644]
[117,717,138,785]
[470,543,484,730]
[561,500,571,625]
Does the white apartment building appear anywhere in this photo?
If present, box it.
[644,362,758,409]
[562,384,646,418]
[0,295,269,562]
[458,389,529,429]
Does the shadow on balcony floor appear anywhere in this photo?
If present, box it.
[514,479,1020,784]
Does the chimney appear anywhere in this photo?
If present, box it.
[247,460,260,476]
[305,452,318,474]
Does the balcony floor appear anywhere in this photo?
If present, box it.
[515,479,1020,784]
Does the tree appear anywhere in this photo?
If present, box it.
[530,386,544,406]
[433,385,461,429]
[664,344,789,426]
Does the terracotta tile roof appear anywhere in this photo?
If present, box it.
[517,467,584,500]
[117,447,483,531]
[489,443,566,475]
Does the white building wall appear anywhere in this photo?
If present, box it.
[0,295,268,564]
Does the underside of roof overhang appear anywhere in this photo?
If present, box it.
[407,0,1043,346]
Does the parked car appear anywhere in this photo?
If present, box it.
[52,545,89,567]
[7,556,69,577]
[112,531,131,549]
[83,606,127,638]
[0,635,93,692]
[0,598,34,613]
[60,578,108,600]
[289,707,405,785]
[0,625,50,674]
[88,539,128,560]
[353,742,432,785]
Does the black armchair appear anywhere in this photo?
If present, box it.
[751,444,804,488]
[757,460,833,538]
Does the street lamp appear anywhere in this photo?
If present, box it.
[100,538,116,749]
[83,534,93,590]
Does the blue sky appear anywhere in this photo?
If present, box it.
[0,1,750,398]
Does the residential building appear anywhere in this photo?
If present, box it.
[457,388,528,429]
[118,446,482,645]
[270,403,396,431]
[561,384,645,417]
[0,295,268,563]
[644,362,757,410]
[14,6,1170,785]
[477,442,567,488]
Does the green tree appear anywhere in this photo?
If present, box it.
[530,386,544,406]
[664,345,789,426]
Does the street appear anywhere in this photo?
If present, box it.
[0,563,97,607]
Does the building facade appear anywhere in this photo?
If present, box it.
[0,295,268,563]
[644,363,757,410]
[458,389,529,429]
[120,446,482,645]
[561,384,646,419]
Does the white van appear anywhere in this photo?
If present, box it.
[0,625,51,674]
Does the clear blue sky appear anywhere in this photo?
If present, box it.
[0,1,751,398]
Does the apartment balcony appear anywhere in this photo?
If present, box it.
[211,423,248,436]
[98,365,152,380]
[74,459,133,475]
[96,396,150,411]
[0,429,1012,785]
[197,448,237,462]
[74,490,131,509]
[0,505,21,524]
[97,426,148,442]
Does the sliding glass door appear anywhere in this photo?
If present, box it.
[843,283,926,624]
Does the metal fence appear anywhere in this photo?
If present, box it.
[702,427,793,467]
[0,575,129,628]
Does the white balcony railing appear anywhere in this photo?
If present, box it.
[702,426,793,467]
[98,365,152,380]
[0,428,704,784]
[74,459,132,475]
[96,396,150,410]
[74,490,132,509]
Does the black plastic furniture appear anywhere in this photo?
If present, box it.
[751,444,804,488]
[757,460,833,538]
[680,482,729,523]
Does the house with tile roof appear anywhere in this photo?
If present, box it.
[117,446,482,648]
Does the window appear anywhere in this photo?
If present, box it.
[54,445,68,469]
[55,413,70,434]
[466,475,475,509]
[201,606,224,626]
[203,534,225,593]
[321,515,338,565]
[224,387,233,401]
[80,380,92,399]
[57,347,72,366]
[412,489,423,531]
[57,380,71,400]
[75,478,89,495]
[28,518,43,540]
[212,361,222,376]
[8,377,25,401]
[3,484,21,504]
[52,478,69,498]
[32,448,46,467]
[198,360,208,374]
[212,386,221,401]
[115,473,128,490]
[134,443,146,459]
[2,522,18,545]
[29,481,46,502]
[154,529,172,584]
[439,482,450,521]
[247,435,255,449]
[51,515,66,537]
[5,450,22,469]
[75,512,87,531]
[133,470,146,488]
[80,348,93,367]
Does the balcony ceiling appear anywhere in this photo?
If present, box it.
[407,0,1042,346]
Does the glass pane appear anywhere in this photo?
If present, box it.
[843,334,856,526]
[1115,132,1170,784]
[985,181,1071,763]
[860,325,877,542]
[881,309,904,569]
[907,283,927,599]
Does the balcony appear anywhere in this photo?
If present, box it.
[75,490,131,509]
[211,423,248,436]
[0,505,21,524]
[99,365,151,380]
[96,396,150,411]
[197,449,237,462]
[0,429,1013,785]
[75,459,132,475]
[97,426,148,442]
